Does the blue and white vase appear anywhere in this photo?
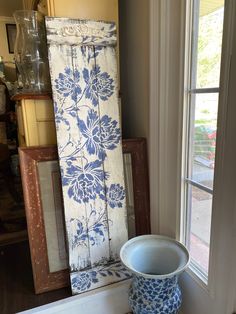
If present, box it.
[120,235,190,314]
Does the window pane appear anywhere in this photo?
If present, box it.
[192,0,224,89]
[189,93,218,189]
[189,185,212,274]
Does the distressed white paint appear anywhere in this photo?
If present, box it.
[46,17,129,294]
[72,45,110,268]
[95,46,128,261]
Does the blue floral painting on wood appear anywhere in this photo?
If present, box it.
[46,18,129,294]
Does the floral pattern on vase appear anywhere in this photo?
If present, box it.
[46,18,129,294]
[120,235,190,314]
[129,275,182,314]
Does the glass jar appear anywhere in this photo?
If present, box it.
[13,10,51,93]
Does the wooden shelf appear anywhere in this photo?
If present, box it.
[12,93,52,101]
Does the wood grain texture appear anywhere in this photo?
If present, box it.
[19,146,69,294]
[46,17,128,293]
[96,47,128,263]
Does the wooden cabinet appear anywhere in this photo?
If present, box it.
[15,97,57,147]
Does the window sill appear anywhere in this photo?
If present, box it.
[17,280,132,314]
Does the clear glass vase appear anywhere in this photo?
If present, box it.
[13,10,51,93]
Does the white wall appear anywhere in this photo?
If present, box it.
[119,0,150,138]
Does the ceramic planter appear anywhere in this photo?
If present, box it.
[120,235,190,314]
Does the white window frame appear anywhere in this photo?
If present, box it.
[182,0,224,284]
[150,0,236,312]
[149,0,186,239]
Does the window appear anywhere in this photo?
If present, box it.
[183,0,225,281]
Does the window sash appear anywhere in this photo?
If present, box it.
[185,0,221,275]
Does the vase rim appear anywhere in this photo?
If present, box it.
[120,234,190,280]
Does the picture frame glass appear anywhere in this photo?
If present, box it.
[123,153,136,239]
[37,160,68,272]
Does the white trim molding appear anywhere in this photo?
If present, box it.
[149,0,186,238]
